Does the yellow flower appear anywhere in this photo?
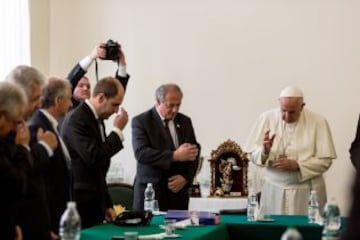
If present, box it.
[113,204,125,216]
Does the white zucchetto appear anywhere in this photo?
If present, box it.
[279,86,303,98]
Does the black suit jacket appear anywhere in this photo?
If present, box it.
[67,63,130,108]
[2,132,52,240]
[131,107,200,211]
[341,173,360,240]
[341,115,360,240]
[350,114,360,171]
[61,102,123,226]
[28,110,71,233]
[0,137,28,239]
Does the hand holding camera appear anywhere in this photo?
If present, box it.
[89,44,106,60]
[100,39,123,61]
[89,40,127,82]
[89,40,125,64]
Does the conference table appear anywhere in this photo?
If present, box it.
[81,214,346,240]
[81,215,230,240]
[223,214,324,240]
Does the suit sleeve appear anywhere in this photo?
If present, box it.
[350,114,360,171]
[63,114,123,169]
[115,70,130,91]
[67,64,86,107]
[181,119,200,185]
[131,116,173,170]
[0,146,29,200]
[67,64,86,93]
[27,123,52,172]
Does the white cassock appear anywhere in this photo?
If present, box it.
[245,108,337,215]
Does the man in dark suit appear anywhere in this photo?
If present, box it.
[0,81,28,240]
[61,77,128,228]
[6,65,58,240]
[132,83,200,211]
[67,42,130,109]
[350,115,360,170]
[28,77,73,238]
[341,115,360,240]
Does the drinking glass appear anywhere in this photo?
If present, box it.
[153,200,160,214]
[164,219,176,235]
[190,211,199,225]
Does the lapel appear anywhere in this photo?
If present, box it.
[151,107,175,149]
[81,102,103,142]
[36,110,55,133]
[173,117,183,145]
[98,119,106,142]
[36,110,69,159]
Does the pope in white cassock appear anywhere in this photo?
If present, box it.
[245,86,337,215]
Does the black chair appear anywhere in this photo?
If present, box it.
[107,182,134,211]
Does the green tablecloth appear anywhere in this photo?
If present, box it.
[223,214,323,240]
[81,214,345,240]
[81,215,230,240]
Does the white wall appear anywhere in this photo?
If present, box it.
[30,0,49,74]
[31,0,360,215]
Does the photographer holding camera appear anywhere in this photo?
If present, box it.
[67,40,130,109]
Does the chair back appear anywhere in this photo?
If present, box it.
[107,182,134,211]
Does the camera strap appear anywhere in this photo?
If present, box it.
[94,59,120,82]
[95,59,99,82]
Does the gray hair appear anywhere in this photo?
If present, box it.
[41,77,71,109]
[0,81,27,119]
[5,65,45,97]
[155,83,183,102]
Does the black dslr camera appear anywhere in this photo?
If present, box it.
[102,39,121,61]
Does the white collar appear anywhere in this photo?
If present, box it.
[85,99,100,120]
[40,109,58,131]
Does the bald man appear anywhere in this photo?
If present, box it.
[245,86,336,215]
[61,77,128,228]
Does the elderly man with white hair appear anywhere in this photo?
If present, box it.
[245,86,337,215]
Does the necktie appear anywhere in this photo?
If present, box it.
[164,119,175,148]
[165,119,180,148]
[59,137,72,170]
[55,127,71,170]
[98,119,106,142]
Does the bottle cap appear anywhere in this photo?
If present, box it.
[67,201,76,208]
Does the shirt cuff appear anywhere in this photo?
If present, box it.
[79,56,94,71]
[117,65,127,78]
[38,141,54,157]
[112,128,124,142]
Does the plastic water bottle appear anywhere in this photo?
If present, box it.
[247,191,258,221]
[59,201,81,240]
[144,182,155,212]
[308,190,320,223]
[281,227,303,240]
[322,197,341,240]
